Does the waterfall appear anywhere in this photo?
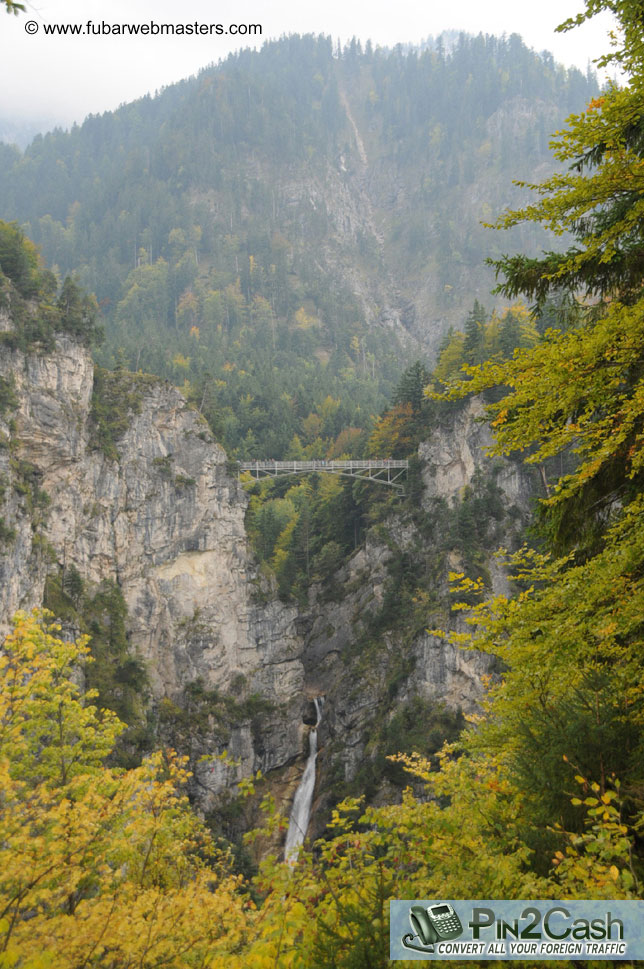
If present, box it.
[284,697,323,863]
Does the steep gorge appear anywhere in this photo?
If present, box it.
[0,322,534,838]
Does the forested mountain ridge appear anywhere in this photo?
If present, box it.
[0,33,596,458]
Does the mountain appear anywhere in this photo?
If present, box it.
[0,33,597,459]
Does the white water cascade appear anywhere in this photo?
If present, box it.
[284,697,323,863]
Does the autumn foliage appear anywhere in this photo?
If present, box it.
[0,611,248,968]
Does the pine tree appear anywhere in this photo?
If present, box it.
[392,360,431,412]
[462,299,487,364]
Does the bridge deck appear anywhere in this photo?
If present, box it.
[238,459,408,491]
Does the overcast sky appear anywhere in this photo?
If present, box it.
[1,0,618,133]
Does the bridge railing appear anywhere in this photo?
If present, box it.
[238,460,408,471]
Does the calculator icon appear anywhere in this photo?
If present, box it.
[426,903,463,939]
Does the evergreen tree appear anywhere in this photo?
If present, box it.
[462,299,487,364]
[392,360,431,412]
[498,308,522,357]
[0,221,40,297]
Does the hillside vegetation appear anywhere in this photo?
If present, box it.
[0,33,596,458]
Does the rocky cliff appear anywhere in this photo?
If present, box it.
[0,329,303,795]
[0,328,534,832]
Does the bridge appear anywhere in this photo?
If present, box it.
[238,459,408,492]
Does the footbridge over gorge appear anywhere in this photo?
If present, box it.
[238,459,408,493]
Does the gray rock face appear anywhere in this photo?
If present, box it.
[0,334,92,627]
[302,535,498,796]
[419,396,534,508]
